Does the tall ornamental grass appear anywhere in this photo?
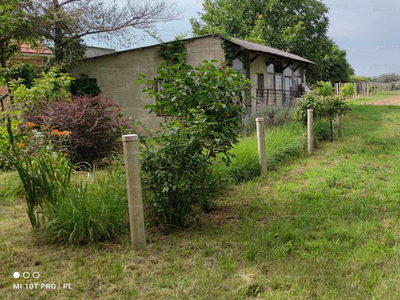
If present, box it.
[211,122,306,184]
[41,168,129,244]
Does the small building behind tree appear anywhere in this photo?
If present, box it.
[11,43,54,66]
[71,34,315,130]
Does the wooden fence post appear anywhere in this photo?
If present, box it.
[256,118,268,179]
[122,134,146,251]
[337,114,342,138]
[307,109,314,155]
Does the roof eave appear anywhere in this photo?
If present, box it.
[217,35,316,65]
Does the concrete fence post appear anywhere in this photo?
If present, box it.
[122,134,146,251]
[307,109,314,155]
[337,114,342,139]
[256,118,268,179]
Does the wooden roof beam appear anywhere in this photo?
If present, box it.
[293,63,301,72]
[250,54,259,64]
[265,56,275,68]
[283,61,293,71]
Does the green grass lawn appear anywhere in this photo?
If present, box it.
[3,97,400,299]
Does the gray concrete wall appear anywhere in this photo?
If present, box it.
[70,35,226,131]
[249,54,268,114]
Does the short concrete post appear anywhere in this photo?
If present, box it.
[307,109,314,155]
[122,134,146,251]
[256,118,268,179]
[337,114,342,139]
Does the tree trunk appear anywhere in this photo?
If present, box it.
[0,50,6,69]
[54,37,65,64]
[329,120,333,142]
[53,0,64,64]
[0,41,13,106]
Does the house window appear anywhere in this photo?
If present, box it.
[233,54,245,71]
[275,75,283,90]
[283,64,293,76]
[294,66,303,76]
[297,77,303,86]
[267,74,274,89]
[274,61,283,74]
[267,63,274,73]
[256,74,264,89]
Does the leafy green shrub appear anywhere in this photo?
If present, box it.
[0,63,42,88]
[292,93,324,125]
[341,83,355,99]
[293,93,349,142]
[140,126,214,226]
[10,68,72,105]
[212,123,306,184]
[137,55,250,226]
[41,168,128,244]
[314,81,334,97]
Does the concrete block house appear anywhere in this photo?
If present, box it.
[71,34,315,130]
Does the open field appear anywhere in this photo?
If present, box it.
[2,95,400,299]
[368,95,400,106]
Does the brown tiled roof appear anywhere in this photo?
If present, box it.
[0,87,8,96]
[20,43,53,55]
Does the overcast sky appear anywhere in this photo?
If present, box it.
[88,0,400,77]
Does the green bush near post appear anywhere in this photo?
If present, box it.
[136,55,251,227]
[314,81,334,97]
[341,83,355,98]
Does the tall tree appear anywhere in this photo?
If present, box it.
[0,0,32,69]
[319,44,353,83]
[24,0,180,65]
[191,0,353,84]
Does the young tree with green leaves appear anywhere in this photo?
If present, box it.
[341,83,355,99]
[315,81,334,97]
[321,96,349,142]
[136,55,251,226]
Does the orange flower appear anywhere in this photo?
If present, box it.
[52,129,62,136]
[16,143,24,148]
[27,122,37,128]
[52,129,71,137]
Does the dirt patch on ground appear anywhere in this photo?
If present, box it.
[369,95,400,106]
